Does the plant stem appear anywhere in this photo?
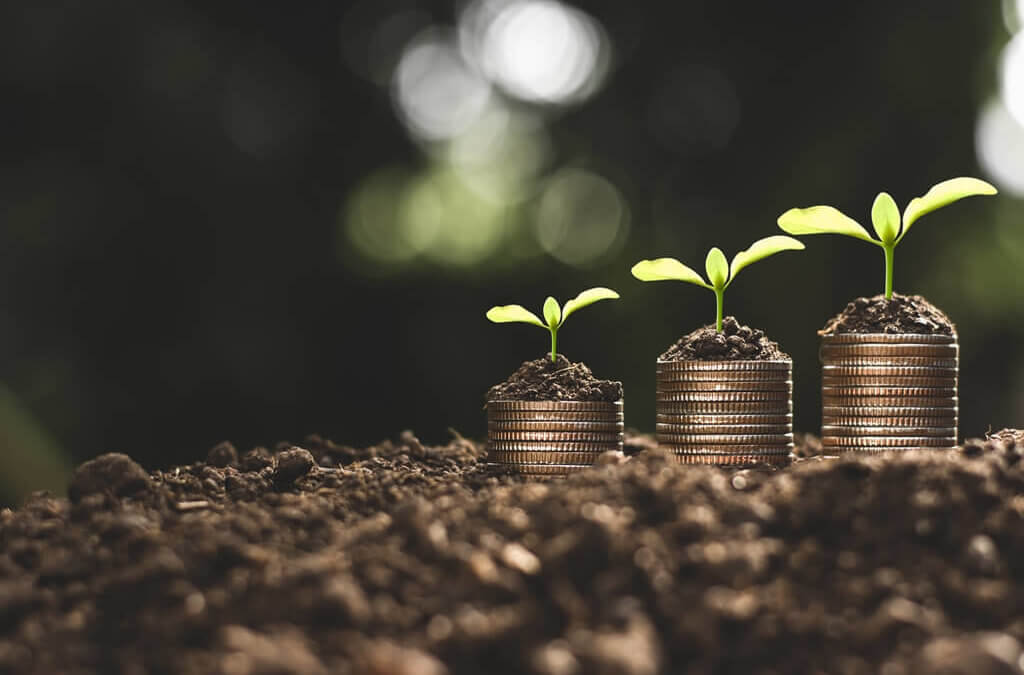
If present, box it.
[883,244,895,299]
[550,327,557,362]
[714,288,724,332]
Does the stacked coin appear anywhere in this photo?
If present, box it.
[486,400,624,476]
[655,360,793,466]
[819,333,958,453]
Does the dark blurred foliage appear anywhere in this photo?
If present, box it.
[0,0,1020,503]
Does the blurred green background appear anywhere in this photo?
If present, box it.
[1,0,1023,504]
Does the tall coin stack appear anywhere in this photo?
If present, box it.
[820,333,958,453]
[486,400,624,476]
[655,360,793,466]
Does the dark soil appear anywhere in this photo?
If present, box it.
[486,354,623,402]
[821,294,956,335]
[5,430,1024,674]
[660,317,789,361]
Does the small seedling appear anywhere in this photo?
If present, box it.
[777,177,997,299]
[631,236,804,332]
[486,287,620,363]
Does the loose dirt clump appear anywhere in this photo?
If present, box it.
[486,354,623,402]
[2,430,1024,674]
[661,316,789,361]
[821,293,955,335]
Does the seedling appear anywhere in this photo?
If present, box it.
[631,236,804,332]
[777,177,997,299]
[486,287,620,363]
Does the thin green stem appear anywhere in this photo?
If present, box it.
[550,327,558,362]
[883,244,895,299]
[714,288,724,332]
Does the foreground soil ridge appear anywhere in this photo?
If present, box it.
[2,430,1024,674]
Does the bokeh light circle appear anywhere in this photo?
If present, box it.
[976,98,1024,197]
[392,29,492,142]
[535,169,628,266]
[1001,31,1024,128]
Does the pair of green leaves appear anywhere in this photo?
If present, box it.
[631,235,805,331]
[631,235,805,291]
[486,288,620,362]
[777,177,997,298]
[778,177,996,247]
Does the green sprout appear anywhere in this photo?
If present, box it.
[486,287,620,363]
[777,177,997,299]
[631,236,804,332]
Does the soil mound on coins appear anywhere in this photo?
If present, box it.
[487,354,623,402]
[4,430,1024,674]
[821,293,955,335]
[661,316,789,361]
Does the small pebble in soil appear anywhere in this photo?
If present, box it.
[68,453,151,502]
[273,447,315,486]
[206,441,238,468]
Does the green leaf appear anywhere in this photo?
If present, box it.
[542,296,561,329]
[901,177,998,236]
[705,248,729,289]
[486,304,545,327]
[560,287,620,325]
[777,205,876,244]
[871,192,901,244]
[630,258,710,287]
[728,235,805,285]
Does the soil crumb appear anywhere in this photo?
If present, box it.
[3,429,1024,674]
[487,354,623,402]
[821,293,955,335]
[660,316,789,361]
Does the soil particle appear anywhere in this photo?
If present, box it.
[206,441,238,468]
[821,293,955,335]
[487,355,623,402]
[273,447,315,486]
[4,430,1024,673]
[660,316,789,361]
[68,452,152,502]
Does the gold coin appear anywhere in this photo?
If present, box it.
[821,386,957,397]
[487,420,624,432]
[822,365,957,377]
[821,436,957,447]
[822,396,958,408]
[820,425,957,438]
[487,400,623,412]
[487,430,624,442]
[657,444,791,455]
[656,401,793,415]
[821,405,957,417]
[656,380,792,392]
[488,462,592,476]
[820,333,956,344]
[487,450,602,464]
[487,411,624,422]
[655,370,791,382]
[656,391,790,402]
[821,376,956,388]
[655,359,791,371]
[656,422,792,435]
[487,440,622,453]
[821,416,957,428]
[668,453,791,466]
[656,413,793,425]
[822,356,959,368]
[827,446,957,454]
[656,433,793,445]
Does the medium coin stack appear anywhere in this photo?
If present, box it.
[486,400,624,476]
[820,333,958,453]
[655,360,793,466]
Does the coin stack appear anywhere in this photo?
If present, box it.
[819,333,958,453]
[486,400,624,476]
[655,360,793,466]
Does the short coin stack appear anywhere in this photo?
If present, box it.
[486,400,624,476]
[655,360,793,466]
[819,333,958,453]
